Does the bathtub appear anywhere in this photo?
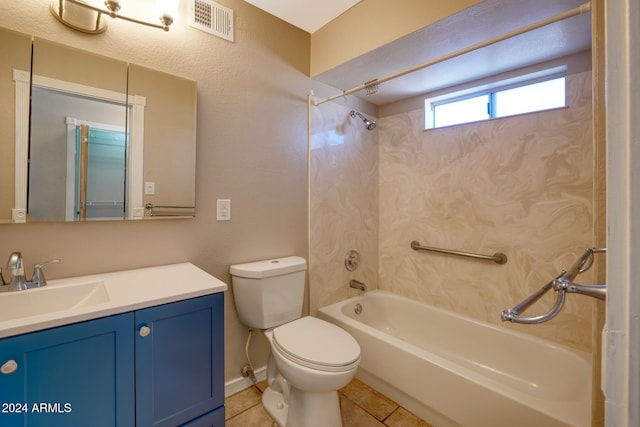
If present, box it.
[317,290,591,427]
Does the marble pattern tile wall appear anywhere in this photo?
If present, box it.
[309,103,379,313]
[378,71,594,351]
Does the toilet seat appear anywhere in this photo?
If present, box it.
[272,316,360,372]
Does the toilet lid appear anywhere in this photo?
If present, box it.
[273,316,360,372]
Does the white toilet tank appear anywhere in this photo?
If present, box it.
[230,256,307,329]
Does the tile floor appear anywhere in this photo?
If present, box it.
[225,377,434,427]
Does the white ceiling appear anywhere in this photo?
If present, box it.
[245,0,592,106]
[243,0,361,34]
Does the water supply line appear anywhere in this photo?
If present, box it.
[241,328,258,385]
[311,2,592,106]
[501,247,606,324]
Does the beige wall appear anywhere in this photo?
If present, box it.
[0,28,32,222]
[377,71,595,352]
[0,0,599,394]
[309,71,595,352]
[309,102,379,312]
[0,0,311,383]
[310,0,482,76]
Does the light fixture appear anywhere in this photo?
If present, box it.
[50,0,176,34]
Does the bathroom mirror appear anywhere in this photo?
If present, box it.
[0,28,196,223]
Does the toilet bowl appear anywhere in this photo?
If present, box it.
[262,316,360,427]
[230,257,361,427]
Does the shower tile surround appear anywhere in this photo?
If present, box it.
[309,104,379,311]
[310,71,594,352]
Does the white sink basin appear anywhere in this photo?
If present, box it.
[0,262,227,339]
[0,281,110,323]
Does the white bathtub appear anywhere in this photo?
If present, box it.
[317,290,591,427]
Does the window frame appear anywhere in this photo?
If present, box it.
[425,69,568,129]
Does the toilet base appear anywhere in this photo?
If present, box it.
[263,385,289,427]
[263,384,342,427]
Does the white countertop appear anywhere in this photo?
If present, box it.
[0,262,227,339]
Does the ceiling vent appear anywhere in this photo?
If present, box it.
[188,0,234,42]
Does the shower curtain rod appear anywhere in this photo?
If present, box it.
[311,2,592,106]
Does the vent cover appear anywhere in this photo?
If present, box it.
[188,0,234,42]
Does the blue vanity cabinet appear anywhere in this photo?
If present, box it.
[0,292,225,427]
[135,292,225,427]
[0,313,135,427]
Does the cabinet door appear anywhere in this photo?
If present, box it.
[180,406,225,427]
[0,313,135,427]
[135,293,224,427]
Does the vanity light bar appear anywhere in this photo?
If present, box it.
[50,0,175,34]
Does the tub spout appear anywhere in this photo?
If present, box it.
[349,280,367,292]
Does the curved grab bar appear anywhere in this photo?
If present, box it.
[577,247,607,274]
[506,272,564,315]
[501,290,566,324]
[501,247,607,324]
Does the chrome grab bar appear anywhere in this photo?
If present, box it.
[553,280,607,300]
[501,247,607,324]
[411,241,507,264]
[506,273,563,315]
[502,288,567,324]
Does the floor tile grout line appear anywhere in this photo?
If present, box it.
[380,405,401,425]
[338,390,400,425]
[225,379,428,426]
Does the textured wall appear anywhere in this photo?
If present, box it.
[0,0,311,384]
[310,0,481,76]
[309,102,379,312]
[378,71,594,351]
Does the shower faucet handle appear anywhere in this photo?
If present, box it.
[345,250,361,271]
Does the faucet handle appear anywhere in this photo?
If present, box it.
[0,267,6,286]
[31,259,61,287]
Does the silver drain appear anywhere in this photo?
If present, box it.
[354,303,362,315]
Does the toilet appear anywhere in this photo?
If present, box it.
[230,256,360,427]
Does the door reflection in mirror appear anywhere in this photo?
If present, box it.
[74,125,127,221]
[2,32,197,222]
[29,86,128,221]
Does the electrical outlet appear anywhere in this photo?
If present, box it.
[144,182,155,195]
[217,199,231,221]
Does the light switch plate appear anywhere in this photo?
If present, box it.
[217,199,231,220]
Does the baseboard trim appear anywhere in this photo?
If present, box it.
[224,366,267,397]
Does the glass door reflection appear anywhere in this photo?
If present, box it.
[75,125,127,221]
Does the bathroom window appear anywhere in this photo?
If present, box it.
[425,73,566,129]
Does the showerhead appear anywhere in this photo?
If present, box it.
[350,110,376,130]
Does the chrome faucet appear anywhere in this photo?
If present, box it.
[1,252,60,292]
[349,279,367,292]
[6,252,28,291]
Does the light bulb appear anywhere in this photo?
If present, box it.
[104,0,126,16]
[157,0,178,28]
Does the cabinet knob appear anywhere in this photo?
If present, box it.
[1,360,18,375]
[139,325,151,337]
